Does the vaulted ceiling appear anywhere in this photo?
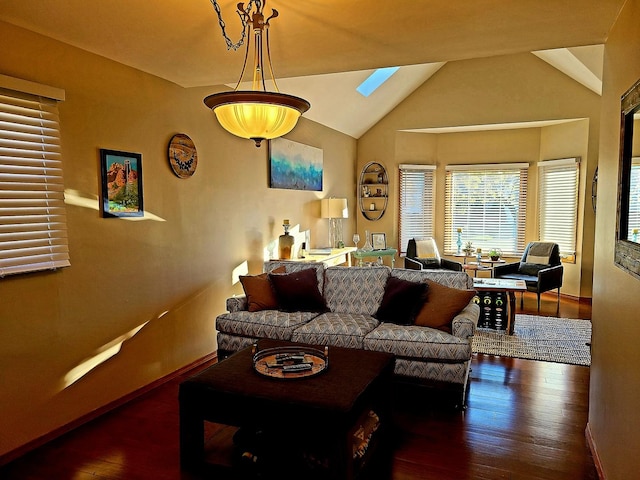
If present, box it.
[0,0,625,137]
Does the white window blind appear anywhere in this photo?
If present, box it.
[399,164,435,255]
[538,157,580,257]
[628,157,640,240]
[444,163,528,256]
[0,84,70,277]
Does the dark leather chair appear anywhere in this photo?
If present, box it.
[493,242,563,310]
[404,238,463,271]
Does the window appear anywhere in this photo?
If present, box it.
[0,78,69,277]
[444,163,528,255]
[399,164,435,255]
[538,158,580,259]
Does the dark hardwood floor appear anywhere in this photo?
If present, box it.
[1,291,595,480]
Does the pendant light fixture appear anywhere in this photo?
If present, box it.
[204,0,310,147]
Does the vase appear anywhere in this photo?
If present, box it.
[278,220,294,259]
[361,230,373,252]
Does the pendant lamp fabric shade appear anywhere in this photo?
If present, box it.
[204,91,310,147]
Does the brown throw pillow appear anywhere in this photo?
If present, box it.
[414,280,475,333]
[375,276,427,325]
[269,268,327,313]
[240,273,279,312]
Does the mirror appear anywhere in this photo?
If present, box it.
[615,78,640,278]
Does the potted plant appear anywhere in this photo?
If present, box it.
[489,248,502,261]
[462,241,474,256]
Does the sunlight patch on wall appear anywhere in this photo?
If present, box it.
[232,261,248,285]
[64,189,166,221]
[62,320,150,389]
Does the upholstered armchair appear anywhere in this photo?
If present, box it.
[493,242,564,310]
[404,238,463,271]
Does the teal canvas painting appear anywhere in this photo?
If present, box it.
[269,138,323,191]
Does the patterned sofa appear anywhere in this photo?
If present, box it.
[216,261,479,405]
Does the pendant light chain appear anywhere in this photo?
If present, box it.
[204,0,310,146]
[209,0,260,51]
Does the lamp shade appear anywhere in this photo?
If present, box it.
[204,91,310,147]
[321,198,348,219]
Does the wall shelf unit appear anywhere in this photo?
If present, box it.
[359,161,388,221]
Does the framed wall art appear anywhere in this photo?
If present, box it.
[99,149,144,217]
[269,138,323,191]
[372,232,387,250]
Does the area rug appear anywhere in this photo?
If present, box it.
[472,314,592,366]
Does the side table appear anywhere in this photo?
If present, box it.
[473,278,527,334]
[352,248,397,267]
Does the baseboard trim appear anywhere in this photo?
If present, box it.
[586,422,605,480]
[0,351,218,467]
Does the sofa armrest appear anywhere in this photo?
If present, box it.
[226,295,248,312]
[451,301,479,339]
[404,257,423,270]
[493,261,520,277]
[538,264,564,291]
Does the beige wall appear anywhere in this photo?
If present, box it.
[0,22,356,458]
[590,0,640,477]
[357,52,600,299]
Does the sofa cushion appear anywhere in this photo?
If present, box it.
[375,276,427,325]
[270,268,327,312]
[291,312,379,349]
[363,323,471,361]
[323,266,390,315]
[414,280,476,333]
[216,310,319,340]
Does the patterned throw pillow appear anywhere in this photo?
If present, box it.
[375,276,427,325]
[414,280,475,333]
[270,268,328,313]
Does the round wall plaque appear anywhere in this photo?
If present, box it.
[168,133,197,178]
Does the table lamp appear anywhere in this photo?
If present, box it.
[321,198,348,248]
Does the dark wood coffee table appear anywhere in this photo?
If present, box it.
[179,339,395,479]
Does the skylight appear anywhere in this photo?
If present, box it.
[356,67,400,97]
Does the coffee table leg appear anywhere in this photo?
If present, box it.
[507,291,516,335]
[179,400,204,469]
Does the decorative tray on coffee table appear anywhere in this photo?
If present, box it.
[252,344,329,379]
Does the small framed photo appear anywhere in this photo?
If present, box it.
[100,149,144,218]
[372,232,386,250]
